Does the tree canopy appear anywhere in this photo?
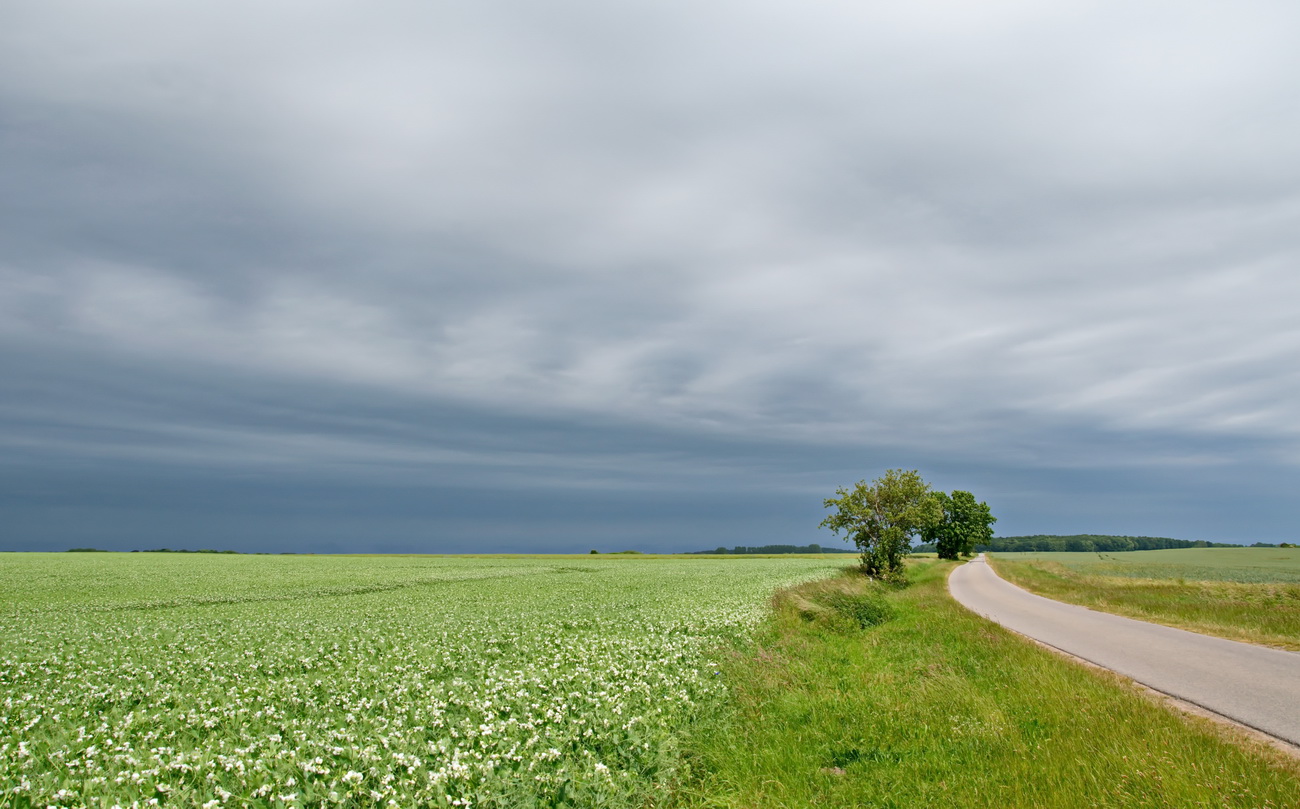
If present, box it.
[820,469,942,578]
[923,490,996,560]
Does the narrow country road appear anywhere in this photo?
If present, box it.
[948,554,1300,748]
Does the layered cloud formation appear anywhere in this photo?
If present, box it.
[3,1,1298,550]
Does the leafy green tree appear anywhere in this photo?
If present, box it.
[820,469,942,578]
[924,490,996,560]
[921,491,954,559]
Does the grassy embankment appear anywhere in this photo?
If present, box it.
[676,559,1300,809]
[989,548,1300,650]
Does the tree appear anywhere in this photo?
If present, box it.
[820,469,942,578]
[924,489,996,560]
[920,491,954,559]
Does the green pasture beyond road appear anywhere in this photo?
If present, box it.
[989,548,1300,650]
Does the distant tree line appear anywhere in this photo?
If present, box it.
[131,548,243,554]
[690,543,858,555]
[970,535,1240,553]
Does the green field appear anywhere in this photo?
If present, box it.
[0,553,841,808]
[5,551,1300,809]
[989,548,1300,649]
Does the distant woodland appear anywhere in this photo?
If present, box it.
[689,543,858,555]
[914,534,1257,553]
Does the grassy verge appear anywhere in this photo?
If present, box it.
[989,555,1300,650]
[674,560,1300,808]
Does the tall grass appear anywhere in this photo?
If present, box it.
[990,554,1300,650]
[675,561,1300,808]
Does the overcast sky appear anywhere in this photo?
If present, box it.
[3,0,1299,553]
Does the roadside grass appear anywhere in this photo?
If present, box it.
[674,560,1300,809]
[989,552,1300,650]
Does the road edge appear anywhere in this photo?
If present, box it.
[946,558,1300,762]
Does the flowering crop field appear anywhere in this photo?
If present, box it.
[0,553,843,808]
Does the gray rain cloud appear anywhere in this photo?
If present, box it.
[3,0,1299,551]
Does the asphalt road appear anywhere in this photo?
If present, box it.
[948,554,1300,747]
